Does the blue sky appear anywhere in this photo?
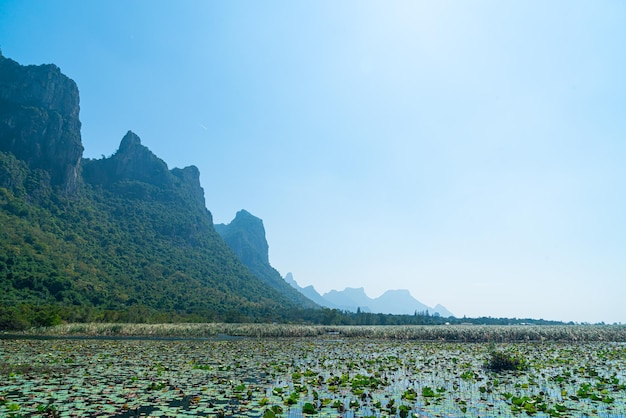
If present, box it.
[1,1,625,323]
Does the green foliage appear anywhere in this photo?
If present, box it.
[0,153,315,329]
[0,147,584,330]
[302,402,317,414]
[422,386,439,398]
[2,337,625,417]
[401,388,417,401]
[486,350,529,372]
[284,392,299,405]
[398,404,411,418]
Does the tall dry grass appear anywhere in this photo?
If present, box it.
[20,323,626,342]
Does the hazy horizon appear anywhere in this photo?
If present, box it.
[1,1,624,323]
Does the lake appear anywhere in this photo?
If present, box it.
[1,333,625,417]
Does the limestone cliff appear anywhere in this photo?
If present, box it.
[215,210,269,267]
[0,53,83,194]
[82,131,207,214]
[216,210,319,309]
[90,131,173,188]
[1,54,316,324]
[84,131,172,188]
[82,131,212,243]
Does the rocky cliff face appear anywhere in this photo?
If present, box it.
[216,211,319,309]
[0,53,83,194]
[95,131,173,188]
[0,53,320,324]
[83,131,171,187]
[215,210,269,267]
[82,131,207,212]
[171,165,205,209]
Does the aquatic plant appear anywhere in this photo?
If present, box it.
[486,349,529,371]
[1,336,625,416]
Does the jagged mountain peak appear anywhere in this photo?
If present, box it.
[216,211,318,309]
[119,130,143,150]
[83,131,172,189]
[325,287,368,297]
[112,131,170,182]
[283,273,454,316]
[172,164,200,182]
[381,289,411,296]
[323,287,372,312]
[216,209,269,265]
[230,210,264,231]
[1,53,318,325]
[284,272,297,287]
[235,209,255,218]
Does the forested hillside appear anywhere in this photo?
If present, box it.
[0,52,574,330]
[0,53,316,329]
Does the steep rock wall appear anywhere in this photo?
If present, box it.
[0,53,83,194]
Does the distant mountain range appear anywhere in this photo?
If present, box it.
[284,273,454,317]
[0,53,316,327]
[1,52,573,328]
[0,52,455,330]
[215,209,454,318]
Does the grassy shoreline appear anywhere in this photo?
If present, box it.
[11,322,626,342]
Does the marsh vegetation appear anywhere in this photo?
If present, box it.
[19,323,626,342]
[2,325,625,417]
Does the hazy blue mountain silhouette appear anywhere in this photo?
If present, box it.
[285,273,454,317]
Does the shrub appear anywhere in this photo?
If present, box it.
[486,350,528,372]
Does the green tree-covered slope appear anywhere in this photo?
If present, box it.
[0,53,316,329]
[0,145,312,328]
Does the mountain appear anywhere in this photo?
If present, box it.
[284,273,338,308]
[0,53,82,195]
[212,211,452,317]
[323,287,373,313]
[432,304,455,318]
[285,271,453,317]
[215,211,318,309]
[322,287,453,317]
[370,289,431,315]
[0,53,316,329]
[375,290,457,317]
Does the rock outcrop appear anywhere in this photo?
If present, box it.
[83,131,207,213]
[1,53,316,324]
[0,53,83,194]
[216,211,319,309]
[215,210,269,267]
[171,165,205,209]
[82,131,172,188]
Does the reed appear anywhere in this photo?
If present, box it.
[21,323,626,342]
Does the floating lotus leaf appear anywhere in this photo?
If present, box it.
[1,336,625,416]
